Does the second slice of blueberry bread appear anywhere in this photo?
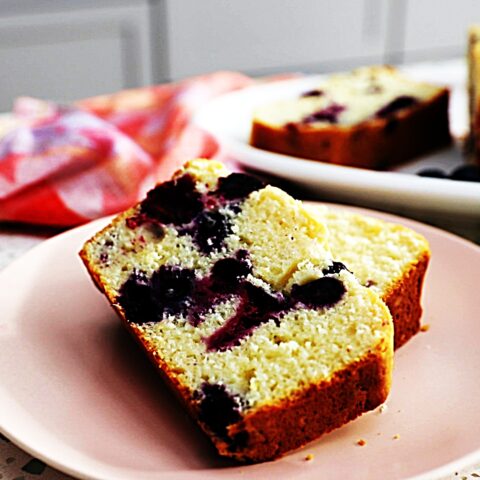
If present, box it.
[309,205,430,349]
[251,66,450,169]
[80,159,393,462]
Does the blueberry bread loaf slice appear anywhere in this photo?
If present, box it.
[80,159,393,462]
[251,66,451,169]
[309,205,430,349]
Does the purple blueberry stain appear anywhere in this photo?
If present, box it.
[375,96,417,118]
[303,102,346,124]
[205,283,286,352]
[450,164,480,182]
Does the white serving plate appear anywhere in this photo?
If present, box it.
[194,59,480,223]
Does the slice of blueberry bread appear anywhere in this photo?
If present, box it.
[309,205,430,349]
[80,159,393,462]
[251,66,451,169]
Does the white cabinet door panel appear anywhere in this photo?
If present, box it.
[404,0,480,61]
[0,2,152,111]
[165,0,388,78]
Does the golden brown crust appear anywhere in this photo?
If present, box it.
[382,250,430,349]
[250,90,451,169]
[210,351,391,462]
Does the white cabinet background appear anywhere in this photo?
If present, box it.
[164,0,389,78]
[0,0,153,111]
[403,0,480,62]
[0,0,479,110]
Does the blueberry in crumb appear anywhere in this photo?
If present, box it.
[291,277,346,308]
[198,383,242,437]
[215,173,265,201]
[150,266,195,316]
[141,174,203,225]
[193,210,232,253]
[118,271,158,324]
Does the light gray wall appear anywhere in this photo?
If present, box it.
[0,0,479,110]
[0,0,152,111]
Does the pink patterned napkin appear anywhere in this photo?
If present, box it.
[0,72,254,227]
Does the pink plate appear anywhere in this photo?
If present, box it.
[1,204,480,480]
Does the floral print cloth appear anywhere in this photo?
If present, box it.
[0,72,253,226]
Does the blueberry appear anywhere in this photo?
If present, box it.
[366,84,383,94]
[243,283,284,314]
[205,282,287,352]
[118,271,158,324]
[450,164,480,182]
[375,96,417,118]
[210,252,252,292]
[300,89,324,97]
[215,173,265,201]
[193,210,232,253]
[140,174,203,225]
[291,277,346,308]
[417,168,447,179]
[197,383,242,437]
